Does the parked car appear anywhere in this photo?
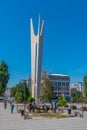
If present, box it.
[0,96,5,102]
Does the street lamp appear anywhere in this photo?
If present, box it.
[21,79,27,120]
[17,86,19,113]
[81,94,84,118]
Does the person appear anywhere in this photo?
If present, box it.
[28,102,32,113]
[10,102,14,113]
[32,101,35,113]
[52,101,56,112]
[4,100,7,109]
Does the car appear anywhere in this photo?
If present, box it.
[0,96,5,102]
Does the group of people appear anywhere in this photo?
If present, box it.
[4,100,14,113]
[27,102,49,113]
[27,102,35,113]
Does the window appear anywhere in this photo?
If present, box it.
[62,82,65,86]
[66,82,69,86]
[58,86,61,91]
[53,87,57,91]
[66,92,69,95]
[58,82,61,86]
[54,92,57,95]
[65,86,69,91]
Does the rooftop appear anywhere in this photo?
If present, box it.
[48,74,69,77]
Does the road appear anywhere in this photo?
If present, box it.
[0,102,87,130]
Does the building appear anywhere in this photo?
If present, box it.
[71,82,84,94]
[26,77,31,90]
[5,88,11,97]
[47,74,70,97]
[30,15,44,102]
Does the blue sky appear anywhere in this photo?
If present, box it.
[0,0,87,87]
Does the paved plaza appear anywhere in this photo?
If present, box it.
[0,103,87,130]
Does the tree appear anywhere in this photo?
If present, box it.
[16,82,29,100]
[71,88,82,102]
[15,92,24,102]
[10,87,17,97]
[27,97,35,103]
[10,82,30,101]
[28,90,32,97]
[40,76,54,102]
[58,97,67,106]
[84,75,87,99]
[0,61,9,95]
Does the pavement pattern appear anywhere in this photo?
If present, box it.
[0,102,87,130]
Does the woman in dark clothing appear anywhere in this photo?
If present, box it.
[4,100,7,109]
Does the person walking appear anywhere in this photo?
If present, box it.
[4,100,7,109]
[10,102,14,113]
[32,101,35,113]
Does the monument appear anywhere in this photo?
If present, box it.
[30,15,44,103]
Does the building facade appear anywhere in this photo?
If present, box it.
[5,88,11,97]
[48,74,70,97]
[26,77,31,90]
[71,82,84,94]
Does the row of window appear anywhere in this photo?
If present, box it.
[54,92,69,96]
[53,86,69,91]
[53,82,69,86]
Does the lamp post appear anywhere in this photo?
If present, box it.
[21,79,27,120]
[81,94,83,118]
[17,87,19,113]
[24,82,26,120]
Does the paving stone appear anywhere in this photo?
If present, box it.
[0,102,87,130]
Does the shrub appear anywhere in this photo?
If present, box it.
[84,98,87,103]
[58,97,67,106]
[15,92,24,102]
[27,97,35,103]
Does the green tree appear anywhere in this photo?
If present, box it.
[10,82,30,101]
[16,82,29,100]
[27,97,35,103]
[15,92,24,102]
[58,97,67,106]
[40,76,54,102]
[28,90,32,97]
[71,88,82,102]
[84,75,87,99]
[0,61,9,95]
[10,87,17,97]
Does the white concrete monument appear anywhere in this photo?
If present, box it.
[30,15,44,103]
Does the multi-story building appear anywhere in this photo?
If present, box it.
[47,74,70,97]
[26,77,31,90]
[4,88,11,97]
[71,82,84,94]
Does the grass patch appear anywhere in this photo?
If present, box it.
[31,113,69,118]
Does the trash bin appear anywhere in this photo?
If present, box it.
[21,110,24,116]
[68,109,71,114]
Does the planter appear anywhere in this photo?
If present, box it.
[80,106,87,111]
[64,104,68,108]
[70,105,77,109]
